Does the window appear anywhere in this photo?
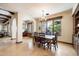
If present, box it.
[46,20,53,35]
[41,16,62,35]
[41,21,46,33]
[27,22,33,33]
[47,16,62,35]
[54,19,61,35]
[23,21,27,32]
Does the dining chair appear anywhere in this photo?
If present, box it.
[34,36,41,47]
[40,37,47,49]
[38,33,47,48]
[33,32,38,45]
[46,32,58,50]
[51,32,58,50]
[39,33,45,37]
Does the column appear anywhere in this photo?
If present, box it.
[15,12,23,43]
[10,15,15,40]
[9,19,12,38]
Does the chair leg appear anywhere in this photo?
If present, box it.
[38,44,40,47]
[48,45,51,49]
[33,42,35,46]
[43,44,46,49]
[54,45,56,51]
[41,44,45,49]
[55,43,58,48]
[54,44,58,51]
[48,43,51,50]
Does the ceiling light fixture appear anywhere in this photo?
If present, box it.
[41,10,49,21]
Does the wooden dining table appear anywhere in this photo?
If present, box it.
[33,35,55,42]
[33,34,57,50]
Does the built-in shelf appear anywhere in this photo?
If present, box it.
[73,3,79,56]
[76,16,79,19]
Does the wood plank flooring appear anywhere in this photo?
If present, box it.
[0,37,77,56]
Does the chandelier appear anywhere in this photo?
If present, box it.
[41,10,49,21]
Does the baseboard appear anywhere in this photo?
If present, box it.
[58,41,73,45]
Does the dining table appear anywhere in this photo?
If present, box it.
[33,34,57,49]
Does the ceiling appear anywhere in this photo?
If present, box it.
[0,3,75,21]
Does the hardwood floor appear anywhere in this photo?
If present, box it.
[0,37,77,56]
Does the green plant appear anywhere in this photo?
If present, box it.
[48,21,61,35]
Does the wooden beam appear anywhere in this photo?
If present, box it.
[47,16,62,21]
[0,8,15,15]
[0,17,9,23]
[2,19,9,23]
[0,17,9,20]
[3,20,9,25]
[0,13,11,18]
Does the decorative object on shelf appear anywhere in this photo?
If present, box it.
[77,23,79,37]
[77,23,79,27]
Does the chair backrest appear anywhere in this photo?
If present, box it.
[34,36,38,42]
[33,32,38,36]
[46,30,51,35]
[34,32,42,42]
[39,33,45,37]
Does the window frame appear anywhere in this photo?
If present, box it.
[40,16,62,35]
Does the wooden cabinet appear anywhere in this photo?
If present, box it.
[73,4,79,34]
[73,3,79,56]
[73,37,79,55]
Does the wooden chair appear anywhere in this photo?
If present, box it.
[39,37,47,49]
[39,33,45,37]
[34,36,41,47]
[38,33,47,48]
[33,32,41,47]
[33,32,38,45]
[51,32,58,50]
[47,32,58,50]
